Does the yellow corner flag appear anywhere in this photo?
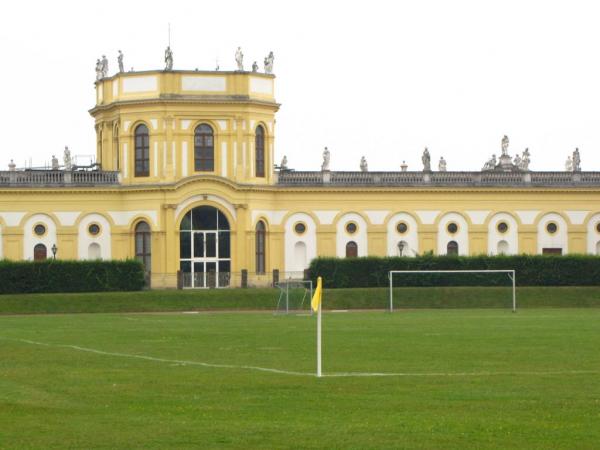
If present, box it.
[311,276,323,312]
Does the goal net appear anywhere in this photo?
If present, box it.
[388,270,516,312]
[274,279,313,315]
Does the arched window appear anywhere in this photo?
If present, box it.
[113,124,120,170]
[194,124,214,172]
[134,124,150,177]
[256,221,266,274]
[255,125,265,177]
[135,221,152,275]
[497,240,509,255]
[33,243,47,261]
[88,243,101,260]
[346,241,358,258]
[447,241,459,255]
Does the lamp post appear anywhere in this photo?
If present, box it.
[51,244,57,260]
[398,242,405,257]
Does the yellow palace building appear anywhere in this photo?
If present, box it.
[2,62,600,288]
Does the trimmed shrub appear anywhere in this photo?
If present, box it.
[309,254,600,288]
[0,259,145,294]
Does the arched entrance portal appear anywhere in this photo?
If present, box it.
[179,206,231,288]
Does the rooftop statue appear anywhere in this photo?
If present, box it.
[400,161,408,172]
[438,156,447,172]
[483,154,497,171]
[51,155,59,170]
[63,146,72,171]
[101,55,109,78]
[118,50,124,73]
[513,153,522,167]
[321,147,330,171]
[164,46,173,71]
[95,58,102,80]
[501,135,509,156]
[360,156,368,172]
[280,155,288,170]
[422,147,431,171]
[8,159,16,171]
[572,148,581,172]
[565,155,573,172]
[235,47,244,71]
[518,148,530,171]
[264,51,274,74]
[252,61,259,73]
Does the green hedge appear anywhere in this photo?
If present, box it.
[309,254,600,288]
[0,259,145,294]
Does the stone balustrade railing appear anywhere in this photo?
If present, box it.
[277,170,600,187]
[0,170,120,187]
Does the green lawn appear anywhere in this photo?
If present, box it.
[2,286,600,315]
[1,309,600,449]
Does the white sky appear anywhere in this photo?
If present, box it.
[1,0,600,172]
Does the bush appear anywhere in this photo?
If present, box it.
[309,254,600,288]
[0,259,145,294]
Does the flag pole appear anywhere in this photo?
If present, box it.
[317,298,322,378]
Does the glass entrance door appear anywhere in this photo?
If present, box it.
[180,206,231,288]
[190,232,222,288]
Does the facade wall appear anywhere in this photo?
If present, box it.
[3,70,600,288]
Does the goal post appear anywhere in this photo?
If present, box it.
[274,279,313,314]
[388,269,516,313]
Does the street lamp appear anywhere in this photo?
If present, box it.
[397,241,405,257]
[51,244,57,260]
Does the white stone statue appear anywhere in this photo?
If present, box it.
[95,59,103,80]
[51,155,59,170]
[400,161,408,172]
[8,159,16,171]
[252,61,258,72]
[422,148,431,171]
[101,55,109,78]
[63,146,72,171]
[572,148,581,172]
[264,51,274,74]
[438,156,447,172]
[118,50,124,73]
[164,46,173,71]
[519,148,530,170]
[513,154,522,168]
[483,154,497,171]
[501,135,509,156]
[360,156,368,172]
[235,47,244,71]
[565,155,573,172]
[321,147,330,171]
[280,155,288,170]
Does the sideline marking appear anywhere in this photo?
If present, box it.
[3,337,600,379]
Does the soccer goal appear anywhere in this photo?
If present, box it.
[274,279,313,314]
[388,269,516,312]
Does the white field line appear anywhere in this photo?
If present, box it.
[3,337,600,378]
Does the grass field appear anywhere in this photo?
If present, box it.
[3,286,600,314]
[2,308,600,449]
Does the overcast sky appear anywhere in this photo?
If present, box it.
[1,0,599,172]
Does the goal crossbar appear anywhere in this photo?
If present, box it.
[388,269,516,312]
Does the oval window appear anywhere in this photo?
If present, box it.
[497,222,508,233]
[345,222,357,234]
[396,222,408,234]
[34,224,46,236]
[546,222,558,234]
[88,224,101,236]
[294,222,306,235]
[447,223,458,234]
